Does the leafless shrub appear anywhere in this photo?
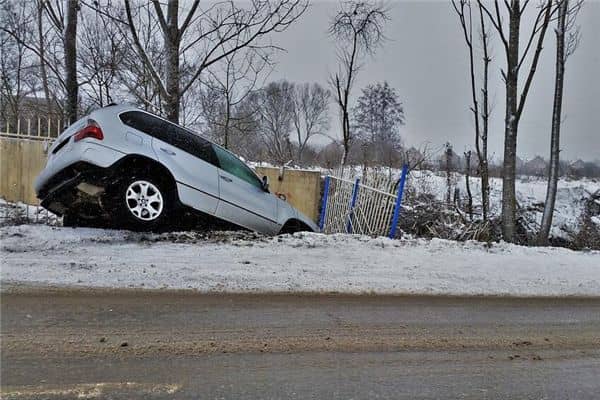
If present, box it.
[570,191,600,250]
[396,194,498,242]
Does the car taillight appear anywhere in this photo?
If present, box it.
[73,119,104,142]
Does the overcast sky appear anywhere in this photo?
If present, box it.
[267,0,600,162]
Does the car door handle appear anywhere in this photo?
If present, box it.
[220,176,233,182]
[160,147,176,156]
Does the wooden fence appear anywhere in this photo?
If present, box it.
[0,137,50,204]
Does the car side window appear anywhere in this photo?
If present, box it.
[212,145,263,189]
[166,125,218,166]
[119,111,218,166]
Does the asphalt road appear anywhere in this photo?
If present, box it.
[1,289,600,399]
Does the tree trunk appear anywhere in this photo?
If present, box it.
[37,1,51,113]
[445,144,453,204]
[465,151,473,221]
[64,0,79,124]
[478,2,490,222]
[501,4,521,243]
[538,0,568,245]
[164,0,180,123]
[341,108,350,165]
[224,94,231,149]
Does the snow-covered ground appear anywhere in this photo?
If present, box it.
[1,225,599,296]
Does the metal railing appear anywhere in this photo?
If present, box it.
[1,117,64,140]
[0,199,60,226]
[319,165,409,238]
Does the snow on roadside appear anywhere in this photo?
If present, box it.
[1,225,599,297]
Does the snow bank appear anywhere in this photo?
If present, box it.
[1,225,599,296]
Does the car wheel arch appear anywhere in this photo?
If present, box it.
[109,155,179,201]
[279,218,314,235]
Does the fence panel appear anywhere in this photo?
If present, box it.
[320,165,408,238]
[1,116,63,140]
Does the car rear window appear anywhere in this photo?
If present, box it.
[119,111,218,166]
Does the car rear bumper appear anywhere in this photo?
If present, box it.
[37,162,114,216]
[34,141,125,195]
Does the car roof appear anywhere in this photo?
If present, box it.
[106,104,261,178]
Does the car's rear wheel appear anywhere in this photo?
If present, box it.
[125,180,164,222]
[111,173,174,231]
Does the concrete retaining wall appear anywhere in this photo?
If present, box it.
[255,166,322,223]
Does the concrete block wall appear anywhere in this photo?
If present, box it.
[255,167,322,223]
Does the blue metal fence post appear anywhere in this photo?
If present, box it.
[389,164,409,239]
[318,176,331,231]
[346,178,360,233]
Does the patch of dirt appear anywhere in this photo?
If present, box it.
[124,230,270,245]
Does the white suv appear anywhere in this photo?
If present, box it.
[34,104,318,234]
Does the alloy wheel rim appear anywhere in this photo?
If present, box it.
[125,180,163,221]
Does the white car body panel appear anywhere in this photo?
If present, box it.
[151,137,221,215]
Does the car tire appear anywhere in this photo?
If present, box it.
[110,173,174,231]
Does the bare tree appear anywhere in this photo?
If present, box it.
[33,0,68,110]
[78,6,126,109]
[0,1,29,123]
[329,1,388,165]
[2,0,82,123]
[401,144,432,173]
[538,0,583,244]
[114,2,164,113]
[452,0,491,222]
[119,0,307,123]
[252,81,296,164]
[479,0,555,242]
[292,82,330,163]
[201,40,271,149]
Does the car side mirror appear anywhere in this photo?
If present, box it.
[261,175,270,192]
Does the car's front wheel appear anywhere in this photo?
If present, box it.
[111,174,173,231]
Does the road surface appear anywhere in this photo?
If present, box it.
[2,289,600,399]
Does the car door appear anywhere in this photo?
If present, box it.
[119,111,220,215]
[212,145,280,234]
